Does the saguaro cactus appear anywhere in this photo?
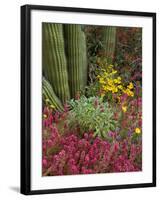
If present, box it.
[102,26,116,64]
[42,23,70,103]
[42,77,64,112]
[64,24,87,98]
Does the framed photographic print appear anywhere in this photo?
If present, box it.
[21,4,156,195]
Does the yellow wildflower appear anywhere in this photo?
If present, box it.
[117,77,121,84]
[45,98,50,102]
[135,128,141,134]
[122,106,127,113]
[50,105,55,109]
[128,91,134,97]
[113,78,119,84]
[112,87,118,93]
[108,79,113,85]
[108,64,113,69]
[117,96,121,103]
[104,72,108,76]
[118,85,123,90]
[114,77,121,84]
[106,86,113,91]
[123,88,134,97]
[112,70,117,74]
[99,78,105,84]
[127,82,134,89]
[101,93,105,98]
[43,114,47,119]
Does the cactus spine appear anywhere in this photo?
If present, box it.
[42,77,64,112]
[64,24,87,98]
[42,23,70,103]
[102,26,116,64]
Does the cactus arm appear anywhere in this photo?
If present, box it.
[42,23,70,103]
[42,77,64,112]
[64,24,87,98]
[102,26,117,64]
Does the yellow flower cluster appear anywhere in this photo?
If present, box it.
[135,127,141,134]
[122,105,127,113]
[122,82,134,97]
[97,64,134,98]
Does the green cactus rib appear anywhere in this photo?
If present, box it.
[102,26,116,63]
[42,23,70,103]
[81,31,88,87]
[42,77,64,112]
[64,24,87,98]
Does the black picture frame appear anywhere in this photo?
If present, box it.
[21,4,156,195]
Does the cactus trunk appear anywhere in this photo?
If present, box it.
[64,24,87,98]
[42,23,70,103]
[42,77,64,112]
[102,26,116,64]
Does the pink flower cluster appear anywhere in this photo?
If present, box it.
[42,125,142,176]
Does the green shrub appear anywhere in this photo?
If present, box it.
[67,96,117,138]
